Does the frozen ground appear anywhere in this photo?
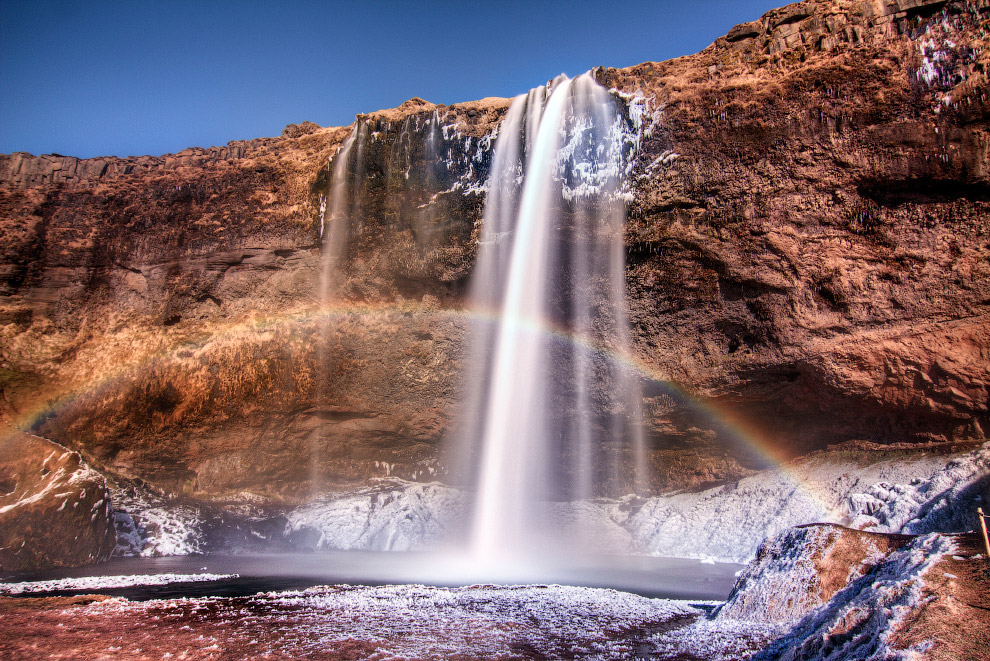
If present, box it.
[617,442,988,563]
[110,481,204,557]
[746,533,957,660]
[0,527,971,659]
[0,583,714,660]
[279,443,988,563]
[283,479,464,551]
[646,528,959,660]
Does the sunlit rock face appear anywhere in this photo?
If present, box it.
[0,428,115,571]
[0,101,507,502]
[0,0,987,524]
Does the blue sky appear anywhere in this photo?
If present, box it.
[1,1,782,158]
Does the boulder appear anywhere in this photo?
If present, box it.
[0,425,116,572]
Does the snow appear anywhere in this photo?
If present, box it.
[750,533,956,660]
[650,616,779,660]
[284,479,465,551]
[88,442,990,567]
[714,525,888,624]
[613,443,989,563]
[917,38,949,86]
[0,573,237,595]
[555,89,642,203]
[77,583,702,659]
[845,448,990,535]
[645,526,958,659]
[109,482,203,557]
[909,14,978,111]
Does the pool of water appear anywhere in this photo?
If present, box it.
[2,552,743,602]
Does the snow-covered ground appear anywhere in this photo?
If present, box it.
[711,525,884,624]
[612,442,988,563]
[260,584,697,659]
[0,526,970,658]
[0,572,237,595]
[279,443,988,563]
[10,583,704,660]
[641,526,959,660]
[743,533,957,660]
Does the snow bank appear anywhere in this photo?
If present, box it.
[614,443,988,563]
[0,572,237,595]
[646,527,957,660]
[751,533,956,660]
[103,444,987,562]
[714,524,892,624]
[845,448,990,535]
[284,479,465,551]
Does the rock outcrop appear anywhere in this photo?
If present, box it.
[0,424,115,571]
[0,0,987,519]
[715,524,912,623]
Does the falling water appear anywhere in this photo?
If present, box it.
[461,73,645,567]
[319,121,368,303]
[310,121,369,496]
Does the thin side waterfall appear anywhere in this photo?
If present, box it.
[319,121,368,303]
[460,73,644,567]
[311,121,367,496]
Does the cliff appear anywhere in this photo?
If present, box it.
[0,0,987,522]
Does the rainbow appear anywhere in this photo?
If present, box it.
[5,298,841,518]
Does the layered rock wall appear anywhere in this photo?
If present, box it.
[0,0,987,510]
[606,0,990,456]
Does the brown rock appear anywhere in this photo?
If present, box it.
[0,425,115,572]
[0,0,986,505]
[726,21,763,42]
[282,121,321,138]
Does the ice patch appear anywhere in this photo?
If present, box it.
[109,482,203,557]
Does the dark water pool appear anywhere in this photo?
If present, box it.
[2,551,743,602]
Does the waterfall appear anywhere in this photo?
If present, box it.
[319,121,368,303]
[460,73,644,566]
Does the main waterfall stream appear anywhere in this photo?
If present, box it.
[455,73,647,573]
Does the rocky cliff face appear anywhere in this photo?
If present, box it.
[0,0,987,522]
[608,0,990,462]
